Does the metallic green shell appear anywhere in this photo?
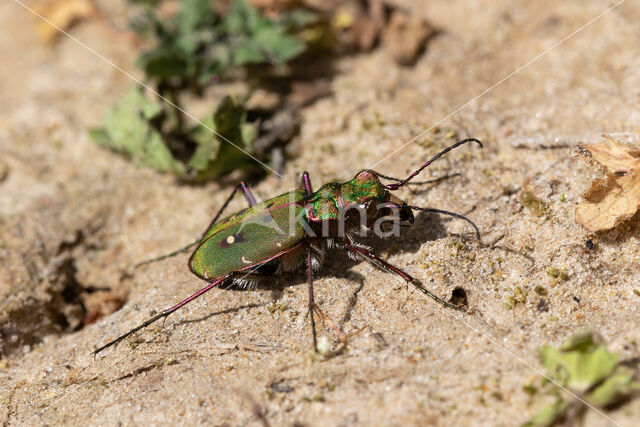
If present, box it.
[309,170,387,221]
[190,190,308,280]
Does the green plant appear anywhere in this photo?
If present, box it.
[524,332,639,426]
[135,0,309,95]
[91,0,313,180]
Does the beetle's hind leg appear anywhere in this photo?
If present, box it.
[135,181,258,268]
[300,171,313,196]
[91,274,230,356]
[306,245,318,352]
[199,181,257,239]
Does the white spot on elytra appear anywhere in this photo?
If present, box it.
[226,235,235,244]
[276,242,282,247]
[241,256,252,264]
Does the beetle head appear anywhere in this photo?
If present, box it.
[341,170,414,229]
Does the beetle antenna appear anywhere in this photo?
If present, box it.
[383,138,482,190]
[409,206,480,240]
[376,173,461,186]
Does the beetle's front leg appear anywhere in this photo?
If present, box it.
[340,242,464,312]
[135,181,258,268]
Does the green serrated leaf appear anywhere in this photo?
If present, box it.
[522,399,570,427]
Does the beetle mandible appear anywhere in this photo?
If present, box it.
[93,138,482,355]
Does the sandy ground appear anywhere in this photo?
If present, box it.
[1,0,640,425]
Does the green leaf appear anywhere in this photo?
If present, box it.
[252,26,306,64]
[278,9,317,30]
[225,0,306,66]
[177,0,212,33]
[139,47,189,79]
[232,42,265,65]
[187,115,220,172]
[560,332,601,353]
[90,88,183,174]
[539,335,618,392]
[88,128,110,146]
[185,96,257,180]
[94,0,309,180]
[225,0,260,34]
[522,399,569,427]
[527,332,639,426]
[587,369,640,408]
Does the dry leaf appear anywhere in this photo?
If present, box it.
[575,135,640,231]
[33,0,96,43]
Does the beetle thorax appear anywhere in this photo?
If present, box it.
[306,170,392,236]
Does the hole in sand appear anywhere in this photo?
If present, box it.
[449,287,468,309]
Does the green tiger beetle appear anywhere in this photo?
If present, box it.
[92,138,482,355]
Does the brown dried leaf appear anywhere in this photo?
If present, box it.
[575,135,640,231]
[32,0,96,43]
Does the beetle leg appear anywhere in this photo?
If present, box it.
[340,243,465,312]
[300,171,313,196]
[135,181,258,268]
[312,303,366,344]
[92,274,230,356]
[200,181,257,238]
[239,181,258,206]
[306,245,318,352]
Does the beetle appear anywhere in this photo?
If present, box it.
[92,138,482,355]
